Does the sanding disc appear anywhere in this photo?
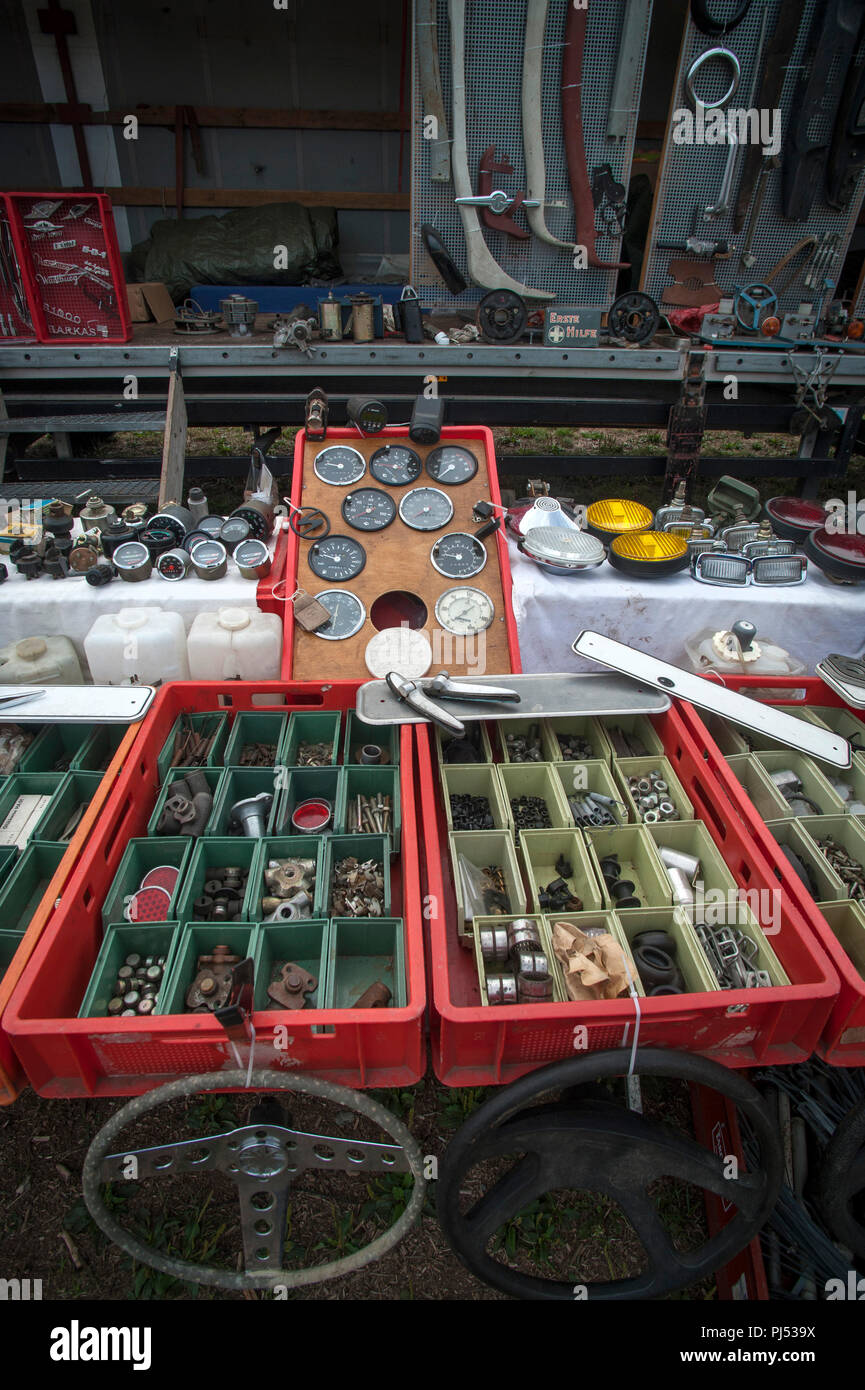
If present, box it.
[365,627,432,678]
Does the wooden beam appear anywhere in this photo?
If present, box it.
[159,364,187,510]
[0,101,409,131]
[20,186,410,211]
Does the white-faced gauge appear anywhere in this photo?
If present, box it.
[234,538,271,580]
[425,445,479,485]
[369,444,423,487]
[218,516,252,552]
[190,539,228,580]
[430,531,488,578]
[198,514,226,537]
[313,444,366,486]
[307,534,367,582]
[341,487,396,532]
[435,586,495,635]
[313,589,366,640]
[398,486,454,532]
[112,540,152,582]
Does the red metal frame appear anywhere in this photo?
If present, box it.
[415,703,839,1087]
[3,682,426,1097]
[679,676,865,1066]
[4,192,131,344]
[282,426,522,678]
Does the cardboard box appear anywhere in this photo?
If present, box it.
[126,282,176,324]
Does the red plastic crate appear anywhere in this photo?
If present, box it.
[281,426,522,678]
[5,192,131,343]
[3,682,425,1097]
[679,676,865,1066]
[415,704,839,1087]
[0,196,37,342]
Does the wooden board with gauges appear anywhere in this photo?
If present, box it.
[284,426,521,680]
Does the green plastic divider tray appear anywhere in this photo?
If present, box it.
[435,721,493,768]
[272,766,342,836]
[726,755,791,823]
[32,771,103,845]
[283,711,341,767]
[254,836,326,919]
[597,714,665,764]
[157,712,230,778]
[101,837,194,928]
[158,922,259,1015]
[222,712,287,770]
[753,750,848,818]
[497,762,573,835]
[615,906,720,994]
[449,829,527,943]
[816,901,865,981]
[472,913,565,1004]
[797,815,865,902]
[207,767,279,837]
[147,768,227,837]
[73,723,127,773]
[172,837,262,925]
[0,845,18,889]
[644,820,739,906]
[252,919,330,1011]
[519,828,605,914]
[583,824,673,910]
[542,715,611,763]
[0,772,67,849]
[496,717,548,764]
[322,834,392,917]
[0,929,25,973]
[612,755,695,824]
[343,711,398,767]
[78,921,181,1018]
[441,764,511,832]
[18,723,95,774]
[340,765,400,836]
[542,910,644,998]
[325,918,406,1008]
[0,841,66,934]
[765,819,846,904]
[553,760,630,826]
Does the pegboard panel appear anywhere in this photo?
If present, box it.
[5,193,131,344]
[411,0,653,308]
[642,0,865,317]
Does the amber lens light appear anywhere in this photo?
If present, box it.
[848,319,864,340]
[585,499,653,540]
[608,531,689,578]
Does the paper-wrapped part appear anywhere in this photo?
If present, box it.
[550,921,632,1001]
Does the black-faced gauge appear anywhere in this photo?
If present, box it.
[430,531,488,579]
[425,445,479,486]
[346,396,388,434]
[198,514,226,538]
[369,443,423,487]
[231,502,272,540]
[149,507,193,541]
[398,486,454,532]
[218,515,251,552]
[313,444,366,486]
[307,534,367,582]
[112,540,152,582]
[341,487,397,532]
[190,539,228,580]
[434,586,495,635]
[156,547,192,581]
[234,538,271,580]
[312,589,366,640]
[182,529,215,554]
[139,525,176,560]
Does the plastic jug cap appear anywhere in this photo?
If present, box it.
[16,637,47,661]
[114,609,150,631]
[218,607,251,631]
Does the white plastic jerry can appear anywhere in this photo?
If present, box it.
[84,607,190,685]
[0,634,84,684]
[187,607,283,680]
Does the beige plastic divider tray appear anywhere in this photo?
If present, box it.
[803,707,865,747]
[496,717,550,765]
[702,712,750,758]
[450,829,527,945]
[543,910,643,999]
[615,906,719,995]
[583,824,673,910]
[726,755,791,823]
[613,755,695,824]
[754,751,848,818]
[552,760,630,826]
[765,819,847,905]
[797,815,865,902]
[645,820,740,905]
[708,903,790,988]
[497,762,573,834]
[472,914,565,1005]
[441,764,511,833]
[519,828,605,914]
[817,901,865,982]
[596,715,664,765]
[436,722,493,769]
[541,716,611,764]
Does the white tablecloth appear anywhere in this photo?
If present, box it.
[508,538,865,676]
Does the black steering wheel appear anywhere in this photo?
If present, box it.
[437,1048,782,1300]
